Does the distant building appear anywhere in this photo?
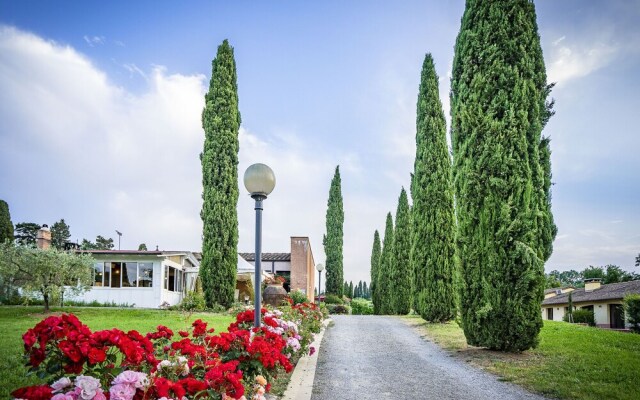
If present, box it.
[541,279,640,329]
[240,236,316,302]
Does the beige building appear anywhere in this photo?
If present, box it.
[240,236,316,302]
[541,279,640,329]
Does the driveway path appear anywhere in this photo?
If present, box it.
[311,315,546,400]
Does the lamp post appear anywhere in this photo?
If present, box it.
[115,230,122,250]
[316,263,324,304]
[244,163,276,328]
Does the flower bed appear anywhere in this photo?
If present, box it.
[11,300,325,400]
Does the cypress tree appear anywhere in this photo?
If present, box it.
[370,230,382,313]
[391,188,411,315]
[200,40,241,308]
[378,212,395,314]
[412,54,457,322]
[349,281,354,299]
[451,0,555,351]
[0,200,13,243]
[324,166,344,296]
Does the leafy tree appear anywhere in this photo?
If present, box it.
[95,235,114,250]
[14,222,41,247]
[0,200,13,243]
[636,253,640,268]
[451,0,554,351]
[200,39,241,308]
[391,188,411,315]
[545,273,563,289]
[377,213,395,314]
[138,243,148,251]
[582,266,605,280]
[370,230,382,313]
[411,53,457,322]
[0,243,93,312]
[323,166,344,296]
[624,294,640,333]
[50,219,71,250]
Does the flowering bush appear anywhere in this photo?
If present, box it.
[12,303,325,400]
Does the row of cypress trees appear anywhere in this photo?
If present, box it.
[371,0,556,351]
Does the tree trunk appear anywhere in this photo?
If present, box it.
[43,291,49,312]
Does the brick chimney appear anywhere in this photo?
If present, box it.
[36,224,51,250]
[584,278,602,292]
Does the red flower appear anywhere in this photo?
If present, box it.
[11,385,53,400]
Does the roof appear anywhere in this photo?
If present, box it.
[542,280,640,305]
[239,253,291,262]
[76,250,163,256]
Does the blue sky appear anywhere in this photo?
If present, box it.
[1,0,639,284]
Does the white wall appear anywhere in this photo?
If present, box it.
[594,304,609,327]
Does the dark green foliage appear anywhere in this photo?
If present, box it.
[14,222,40,246]
[343,281,349,297]
[411,54,457,322]
[179,291,206,312]
[138,243,148,251]
[289,289,309,305]
[370,230,382,313]
[326,304,350,314]
[377,213,395,314]
[583,266,605,280]
[350,298,374,315]
[624,294,640,333]
[636,254,640,267]
[0,201,13,243]
[451,0,555,351]
[200,39,241,309]
[50,219,71,250]
[564,309,595,326]
[81,235,114,250]
[390,188,411,315]
[324,294,343,304]
[324,166,344,296]
[348,281,354,299]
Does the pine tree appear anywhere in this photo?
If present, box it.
[378,213,395,314]
[343,281,350,297]
[0,200,13,243]
[51,219,71,250]
[363,281,369,299]
[200,39,241,308]
[412,54,457,322]
[451,0,555,351]
[370,230,382,313]
[391,188,411,315]
[349,281,354,299]
[324,166,344,296]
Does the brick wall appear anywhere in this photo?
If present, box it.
[290,237,315,301]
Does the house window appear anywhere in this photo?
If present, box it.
[111,262,122,288]
[122,262,137,287]
[139,263,153,287]
[103,262,112,287]
[163,265,183,292]
[93,263,104,286]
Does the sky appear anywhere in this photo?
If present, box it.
[1,0,639,285]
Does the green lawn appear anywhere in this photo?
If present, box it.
[0,306,234,399]
[401,316,640,400]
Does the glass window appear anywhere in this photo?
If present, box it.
[111,262,121,288]
[122,262,137,287]
[164,265,169,290]
[139,263,153,287]
[93,263,103,286]
[103,262,111,287]
[168,267,176,291]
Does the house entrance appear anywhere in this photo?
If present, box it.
[609,304,625,329]
[546,307,553,320]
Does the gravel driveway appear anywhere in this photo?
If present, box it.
[311,315,546,400]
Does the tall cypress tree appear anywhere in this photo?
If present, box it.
[451,0,555,351]
[200,40,240,308]
[378,212,395,314]
[370,230,381,313]
[412,54,457,322]
[391,188,411,315]
[324,166,344,296]
[0,200,13,243]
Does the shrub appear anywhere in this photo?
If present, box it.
[179,291,206,311]
[624,294,640,333]
[289,289,309,305]
[351,298,373,315]
[566,309,595,326]
[327,304,350,314]
[324,294,343,304]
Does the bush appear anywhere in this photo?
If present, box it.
[324,294,343,304]
[327,304,350,314]
[178,291,206,311]
[624,294,640,333]
[351,298,373,315]
[565,309,595,326]
[289,289,309,305]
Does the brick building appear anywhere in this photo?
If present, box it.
[239,236,316,302]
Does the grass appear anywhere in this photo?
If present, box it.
[401,315,640,400]
[0,306,234,399]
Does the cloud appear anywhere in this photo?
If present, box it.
[83,35,105,47]
[546,37,617,85]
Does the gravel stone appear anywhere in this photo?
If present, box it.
[311,315,547,400]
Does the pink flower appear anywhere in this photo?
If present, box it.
[113,370,148,389]
[51,394,76,400]
[74,376,101,400]
[309,346,316,356]
[109,383,136,400]
[51,377,73,393]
